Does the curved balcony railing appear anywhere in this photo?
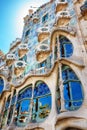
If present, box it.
[15,61,26,68]
[6,54,16,66]
[36,44,50,52]
[18,44,28,50]
[38,27,50,42]
[56,11,71,26]
[18,44,28,57]
[14,61,26,76]
[32,14,39,23]
[10,38,21,50]
[6,54,16,60]
[55,0,68,12]
[36,44,50,62]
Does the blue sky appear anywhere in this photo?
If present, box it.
[0,0,49,54]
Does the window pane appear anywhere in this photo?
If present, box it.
[20,100,30,113]
[64,44,73,57]
[70,82,83,100]
[0,77,4,94]
[34,82,50,97]
[64,83,70,100]
[59,35,73,58]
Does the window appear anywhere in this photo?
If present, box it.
[14,81,51,127]
[33,81,51,123]
[25,29,30,37]
[62,65,83,111]
[42,13,48,23]
[0,77,4,94]
[15,85,32,127]
[59,35,73,57]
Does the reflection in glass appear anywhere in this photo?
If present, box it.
[32,81,51,123]
[0,77,4,94]
[15,86,32,127]
[59,35,73,57]
[62,65,83,110]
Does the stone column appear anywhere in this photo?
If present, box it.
[59,63,66,112]
[27,84,34,123]
[52,38,55,65]
[0,98,7,129]
[57,35,66,112]
[5,93,13,126]
[10,91,19,124]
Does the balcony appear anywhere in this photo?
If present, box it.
[18,44,28,58]
[10,38,21,50]
[6,54,16,66]
[38,27,50,42]
[55,0,68,13]
[27,65,51,76]
[32,14,39,23]
[14,61,26,76]
[56,11,71,26]
[80,1,87,20]
[36,44,50,62]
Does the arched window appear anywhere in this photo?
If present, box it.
[62,65,83,110]
[59,35,73,57]
[0,77,4,94]
[7,90,16,125]
[32,81,52,123]
[14,82,51,127]
[15,85,32,127]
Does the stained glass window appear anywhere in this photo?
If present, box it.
[15,85,32,127]
[0,77,4,94]
[59,35,73,58]
[32,81,51,123]
[62,65,83,110]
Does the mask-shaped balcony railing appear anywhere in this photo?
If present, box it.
[18,44,28,58]
[38,27,50,42]
[56,11,71,26]
[80,1,87,20]
[10,38,21,50]
[14,61,26,76]
[6,54,16,66]
[36,44,50,62]
[32,14,39,23]
[55,0,68,12]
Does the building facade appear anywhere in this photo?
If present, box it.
[0,0,87,130]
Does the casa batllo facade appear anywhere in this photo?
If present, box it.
[0,0,87,130]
